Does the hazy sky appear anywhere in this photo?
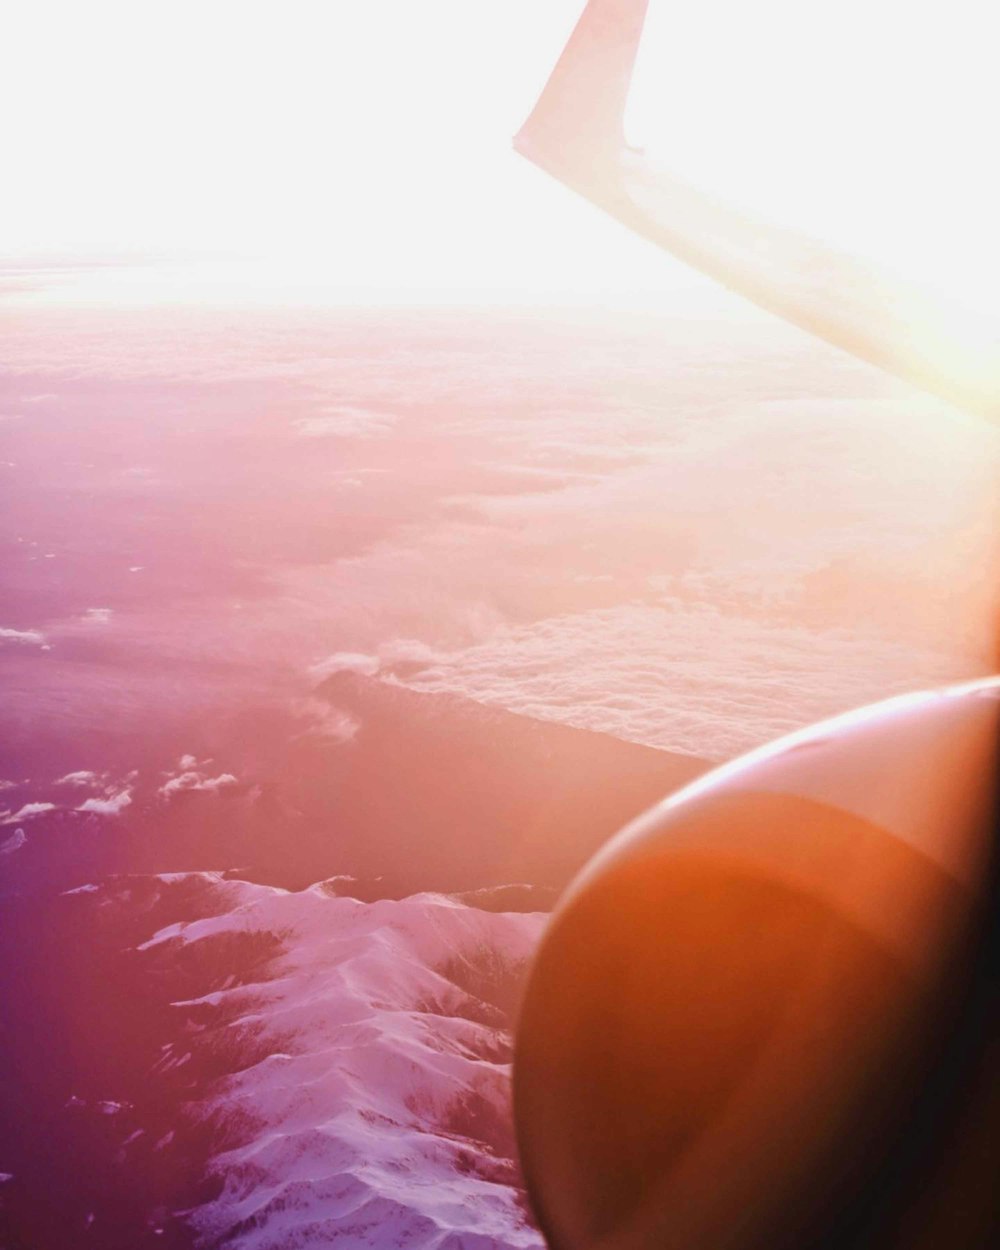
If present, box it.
[5,0,997,305]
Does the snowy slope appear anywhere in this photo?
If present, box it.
[138,878,547,1250]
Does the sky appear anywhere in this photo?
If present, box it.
[5,0,997,307]
[6,0,661,303]
[631,0,998,296]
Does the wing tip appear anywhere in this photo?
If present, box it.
[514,0,650,176]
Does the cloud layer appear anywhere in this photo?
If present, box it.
[1,305,996,773]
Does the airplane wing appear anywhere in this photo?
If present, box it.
[515,0,1000,424]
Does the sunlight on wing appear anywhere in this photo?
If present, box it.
[628,0,999,316]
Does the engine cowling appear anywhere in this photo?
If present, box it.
[514,678,1000,1250]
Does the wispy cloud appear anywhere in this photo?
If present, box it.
[158,770,237,799]
[1,801,56,825]
[293,407,396,439]
[309,652,381,681]
[293,698,361,744]
[55,770,100,787]
[82,608,113,625]
[0,828,27,855]
[0,626,46,646]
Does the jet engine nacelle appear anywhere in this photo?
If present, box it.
[514,678,1000,1250]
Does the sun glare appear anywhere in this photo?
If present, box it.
[5,0,998,319]
[628,0,999,316]
[6,0,683,305]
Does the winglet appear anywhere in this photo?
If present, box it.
[515,0,999,423]
[514,0,650,183]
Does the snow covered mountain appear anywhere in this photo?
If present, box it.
[0,872,546,1250]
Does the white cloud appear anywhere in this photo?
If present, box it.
[309,651,381,681]
[55,770,99,787]
[1,801,56,825]
[1,626,45,646]
[77,789,132,816]
[1,828,27,855]
[82,607,113,624]
[158,771,238,799]
[396,602,974,762]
